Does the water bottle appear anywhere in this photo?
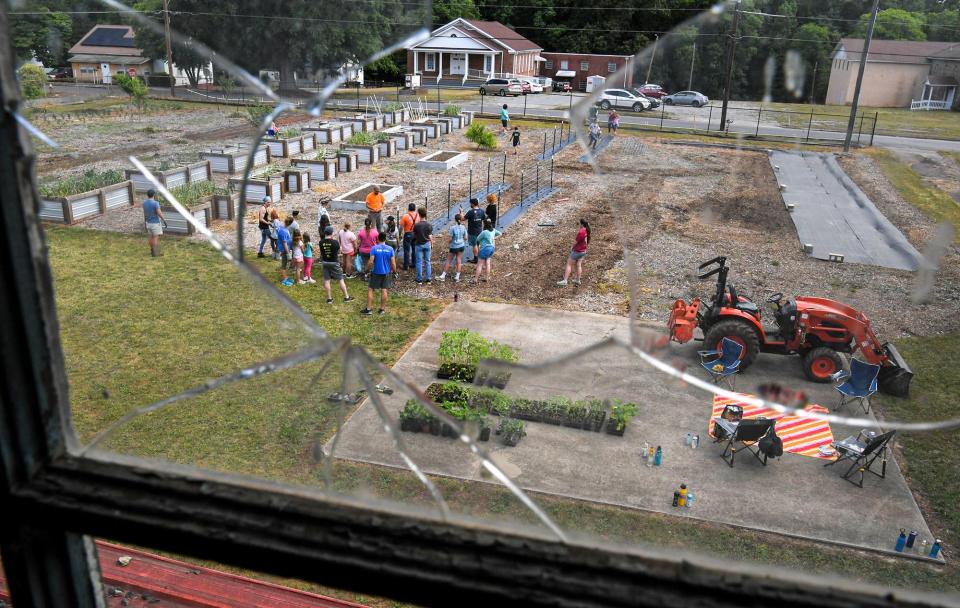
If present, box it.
[685,432,692,446]
[686,492,694,508]
[920,539,928,557]
[647,446,654,467]
[654,446,663,466]
[672,490,680,507]
[692,434,700,449]
[906,530,917,550]
[678,483,687,507]
[642,442,650,465]
[895,529,906,552]
[930,539,942,559]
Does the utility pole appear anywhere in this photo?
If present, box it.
[163,0,175,97]
[688,41,696,91]
[645,34,658,85]
[718,1,741,132]
[844,0,880,152]
[809,60,818,105]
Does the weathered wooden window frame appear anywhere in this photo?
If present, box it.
[0,8,953,608]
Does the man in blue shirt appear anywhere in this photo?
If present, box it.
[277,216,294,287]
[362,232,396,315]
[143,189,166,257]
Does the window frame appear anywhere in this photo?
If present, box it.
[544,60,553,70]
[425,52,436,71]
[579,61,590,72]
[0,8,951,608]
[559,59,569,70]
[608,62,617,73]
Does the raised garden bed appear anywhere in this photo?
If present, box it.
[304,122,353,144]
[157,181,216,235]
[263,132,316,158]
[381,107,410,125]
[284,168,311,193]
[291,158,337,182]
[416,150,468,171]
[336,151,358,174]
[346,116,375,133]
[331,182,403,211]
[409,120,440,139]
[382,129,414,151]
[125,160,212,193]
[212,190,241,220]
[435,117,454,134]
[340,143,380,165]
[375,136,397,158]
[392,126,425,146]
[38,171,135,224]
[228,174,283,203]
[201,144,270,174]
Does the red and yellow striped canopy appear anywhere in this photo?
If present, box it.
[709,394,837,460]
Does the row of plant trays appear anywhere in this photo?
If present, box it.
[399,412,492,442]
[436,363,511,389]
[39,180,136,225]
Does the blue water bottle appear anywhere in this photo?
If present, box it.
[895,528,907,552]
[930,539,942,559]
[654,446,662,466]
[906,530,917,550]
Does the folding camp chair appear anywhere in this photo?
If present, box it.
[824,429,896,488]
[831,358,879,414]
[713,417,775,467]
[699,338,743,389]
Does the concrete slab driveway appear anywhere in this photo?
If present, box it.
[330,301,936,559]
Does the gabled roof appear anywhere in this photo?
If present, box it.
[69,25,142,57]
[465,20,542,52]
[833,38,955,65]
[931,44,960,61]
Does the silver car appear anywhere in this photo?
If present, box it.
[662,90,709,107]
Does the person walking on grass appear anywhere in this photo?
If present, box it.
[257,196,274,258]
[143,188,165,257]
[438,213,466,282]
[318,226,353,303]
[270,209,283,260]
[356,218,379,280]
[413,206,433,285]
[474,219,502,283]
[511,126,520,154]
[277,217,294,287]
[337,221,357,278]
[558,218,591,286]
[499,104,509,135]
[399,202,419,271]
[361,233,396,316]
[365,185,385,233]
[302,233,316,284]
[464,198,486,264]
[292,230,305,284]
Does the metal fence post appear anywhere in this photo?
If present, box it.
[805,109,814,142]
[542,132,547,157]
[447,182,451,220]
[480,94,484,115]
[424,194,428,218]
[536,163,540,194]
[486,160,491,194]
[356,82,360,111]
[857,113,864,145]
[468,169,473,198]
[550,158,554,190]
[660,103,665,131]
[523,93,527,116]
[552,126,557,152]
[520,171,524,206]
[870,112,878,146]
[707,105,713,131]
[501,153,507,186]
[755,106,761,137]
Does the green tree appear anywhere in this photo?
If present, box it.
[853,8,927,40]
[131,0,210,86]
[113,73,149,110]
[794,23,835,103]
[926,9,960,42]
[10,5,71,66]
[18,64,47,99]
[433,0,480,27]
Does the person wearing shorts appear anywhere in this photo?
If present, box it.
[558,218,591,286]
[473,219,502,283]
[337,222,357,278]
[277,217,294,287]
[318,225,353,304]
[143,189,165,257]
[438,213,466,282]
[463,198,486,263]
[361,233,396,315]
[499,104,509,134]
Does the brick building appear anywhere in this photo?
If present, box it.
[540,52,635,91]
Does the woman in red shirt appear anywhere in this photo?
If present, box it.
[557,218,590,286]
[356,218,380,279]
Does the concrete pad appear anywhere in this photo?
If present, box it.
[769,150,922,271]
[330,302,936,559]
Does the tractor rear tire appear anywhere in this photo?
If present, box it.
[703,319,761,369]
[802,347,845,383]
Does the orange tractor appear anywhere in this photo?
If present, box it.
[667,257,913,396]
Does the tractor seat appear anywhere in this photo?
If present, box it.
[727,284,760,315]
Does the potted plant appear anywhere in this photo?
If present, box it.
[582,399,607,432]
[498,418,526,447]
[541,396,568,426]
[606,401,639,436]
[564,400,588,429]
[400,399,431,433]
[436,329,518,387]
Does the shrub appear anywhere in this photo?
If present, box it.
[346,131,375,146]
[244,102,272,128]
[39,169,124,198]
[113,73,148,110]
[443,104,461,117]
[18,64,46,99]
[465,122,496,150]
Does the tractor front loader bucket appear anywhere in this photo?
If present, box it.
[878,342,913,397]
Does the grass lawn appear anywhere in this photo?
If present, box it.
[865,148,960,239]
[761,102,960,141]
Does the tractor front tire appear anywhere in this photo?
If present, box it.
[803,347,845,383]
[703,319,761,369]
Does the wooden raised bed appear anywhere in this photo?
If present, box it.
[462,110,474,126]
[212,191,241,221]
[228,175,283,203]
[336,151,359,173]
[416,150,468,171]
[346,116,375,133]
[341,143,380,165]
[125,160,213,193]
[408,122,437,139]
[331,182,403,211]
[291,158,337,182]
[263,133,317,158]
[382,108,410,125]
[201,145,270,174]
[304,122,351,144]
[39,180,136,225]
[161,199,213,235]
[434,117,453,134]
[376,138,398,159]
[284,168,311,193]
[383,130,414,151]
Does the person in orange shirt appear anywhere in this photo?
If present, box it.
[365,185,385,233]
[398,202,419,271]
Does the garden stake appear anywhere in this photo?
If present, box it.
[520,171,524,207]
[501,153,507,187]
[552,126,557,153]
[536,163,540,195]
[468,169,473,199]
[550,158,554,190]
[486,160,491,195]
[447,182,451,220]
[542,132,547,157]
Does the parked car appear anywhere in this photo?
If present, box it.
[662,90,709,107]
[519,78,543,93]
[638,83,667,98]
[631,90,660,109]
[596,88,651,112]
[47,67,73,80]
[480,78,523,97]
[519,80,532,94]
[552,80,572,92]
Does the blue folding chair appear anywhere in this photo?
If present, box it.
[831,358,879,414]
[699,338,743,389]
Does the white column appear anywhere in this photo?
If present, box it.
[437,51,443,82]
[463,52,470,83]
[413,51,418,74]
